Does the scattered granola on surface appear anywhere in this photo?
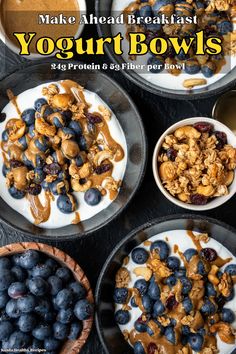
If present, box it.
[157,121,236,205]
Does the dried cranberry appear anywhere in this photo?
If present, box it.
[10,160,24,169]
[86,113,102,124]
[200,248,217,262]
[147,343,158,354]
[94,164,112,175]
[166,295,178,310]
[0,113,6,123]
[215,131,227,149]
[193,122,213,133]
[166,148,177,162]
[190,194,208,205]
[43,163,61,175]
[26,184,42,196]
[137,315,146,324]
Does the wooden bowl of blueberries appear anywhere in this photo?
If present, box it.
[0,242,94,354]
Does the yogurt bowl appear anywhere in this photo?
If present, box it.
[152,117,236,211]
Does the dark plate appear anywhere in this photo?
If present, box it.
[95,214,236,354]
[0,62,147,241]
[95,0,236,100]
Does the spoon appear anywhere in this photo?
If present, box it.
[212,90,236,135]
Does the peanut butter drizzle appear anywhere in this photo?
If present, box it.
[7,90,21,116]
[60,80,87,106]
[27,191,51,225]
[72,212,81,225]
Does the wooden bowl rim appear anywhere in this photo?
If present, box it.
[0,242,94,354]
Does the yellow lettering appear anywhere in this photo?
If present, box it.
[56,37,74,59]
[206,37,222,55]
[128,33,148,55]
[13,33,36,55]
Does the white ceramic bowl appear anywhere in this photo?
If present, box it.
[152,117,236,211]
[0,0,86,60]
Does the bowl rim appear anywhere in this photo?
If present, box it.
[95,0,236,100]
[152,117,236,211]
[0,241,94,354]
[0,62,148,241]
[95,214,236,354]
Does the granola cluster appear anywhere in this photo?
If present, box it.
[158,121,236,205]
[114,231,236,353]
[1,80,124,224]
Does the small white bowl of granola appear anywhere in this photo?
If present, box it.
[153,117,236,211]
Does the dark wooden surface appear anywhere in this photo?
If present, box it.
[0,1,236,353]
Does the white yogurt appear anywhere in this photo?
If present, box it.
[0,81,127,229]
[116,230,236,354]
[111,0,236,91]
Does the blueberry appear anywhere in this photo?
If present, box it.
[6,299,21,318]
[185,59,200,74]
[56,267,72,283]
[78,135,87,151]
[19,250,40,270]
[74,299,93,320]
[53,322,69,340]
[44,338,61,351]
[8,331,30,349]
[8,282,27,299]
[0,321,14,341]
[153,299,165,316]
[42,105,54,119]
[17,313,36,332]
[133,341,145,354]
[180,277,192,295]
[2,129,9,142]
[35,299,51,316]
[57,308,74,324]
[55,289,73,309]
[33,168,45,184]
[182,297,193,313]
[134,319,147,333]
[197,260,207,276]
[61,127,76,138]
[68,282,87,301]
[176,49,189,61]
[201,298,216,315]
[12,254,21,266]
[57,194,76,214]
[131,247,149,265]
[2,164,10,177]
[74,155,84,167]
[113,288,128,304]
[147,56,165,73]
[140,4,152,17]
[61,110,73,121]
[34,136,49,152]
[225,264,236,276]
[182,325,190,336]
[69,121,82,135]
[166,256,180,270]
[18,135,28,150]
[148,280,160,300]
[11,266,27,282]
[21,109,36,126]
[165,275,177,288]
[34,98,47,112]
[48,276,63,296]
[188,333,204,352]
[165,326,176,344]
[183,248,198,262]
[145,23,162,32]
[130,297,138,308]
[28,277,48,296]
[150,240,169,260]
[51,180,68,196]
[45,258,58,272]
[32,263,52,278]
[217,19,233,35]
[114,309,130,325]
[205,282,217,297]
[68,321,83,340]
[28,124,35,138]
[0,257,11,269]
[35,154,46,168]
[142,295,153,313]
[17,294,36,313]
[174,267,186,278]
[42,181,51,191]
[42,312,56,323]
[52,113,66,128]
[30,339,44,350]
[0,270,14,291]
[134,279,148,296]
[221,308,235,323]
[8,186,25,199]
[84,188,102,206]
[201,62,216,78]
[32,324,52,340]
[22,153,32,167]
[0,292,9,308]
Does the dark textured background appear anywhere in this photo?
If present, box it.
[0,1,236,353]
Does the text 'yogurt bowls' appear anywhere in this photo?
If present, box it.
[152,117,236,211]
[0,63,147,240]
[95,215,236,354]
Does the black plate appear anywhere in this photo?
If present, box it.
[95,215,236,354]
[0,62,147,241]
[95,0,236,100]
